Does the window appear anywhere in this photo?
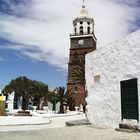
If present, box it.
[74,28,76,34]
[87,22,90,25]
[75,87,78,91]
[80,26,83,34]
[74,52,78,60]
[87,27,90,34]
[80,21,83,24]
[94,75,100,82]
[73,52,79,64]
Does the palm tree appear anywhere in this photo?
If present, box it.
[48,87,68,113]
[2,79,15,96]
[55,87,66,113]
[69,64,85,84]
[62,87,75,111]
[48,89,59,112]
[29,80,48,109]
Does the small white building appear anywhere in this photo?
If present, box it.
[86,29,140,128]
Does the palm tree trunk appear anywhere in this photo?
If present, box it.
[52,102,56,111]
[59,101,64,113]
[22,92,26,111]
[39,97,44,110]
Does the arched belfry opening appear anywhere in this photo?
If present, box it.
[80,26,83,34]
[87,26,90,34]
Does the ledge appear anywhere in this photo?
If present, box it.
[66,119,91,126]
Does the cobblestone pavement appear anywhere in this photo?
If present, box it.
[0,125,139,140]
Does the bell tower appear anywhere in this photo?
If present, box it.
[67,2,97,110]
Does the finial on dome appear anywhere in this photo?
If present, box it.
[82,0,85,8]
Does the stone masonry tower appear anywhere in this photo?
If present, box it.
[67,2,97,110]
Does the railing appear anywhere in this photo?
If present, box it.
[70,32,94,36]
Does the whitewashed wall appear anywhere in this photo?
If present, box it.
[85,29,140,128]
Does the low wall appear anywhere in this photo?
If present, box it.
[0,116,50,126]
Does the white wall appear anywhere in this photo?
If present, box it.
[86,29,140,128]
[7,92,15,113]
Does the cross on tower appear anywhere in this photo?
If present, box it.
[82,0,85,8]
[83,0,85,5]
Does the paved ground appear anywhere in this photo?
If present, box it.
[0,114,139,140]
[0,125,139,140]
[0,113,85,132]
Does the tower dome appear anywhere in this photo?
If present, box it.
[73,5,94,35]
[78,5,92,19]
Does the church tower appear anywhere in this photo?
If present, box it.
[67,2,97,109]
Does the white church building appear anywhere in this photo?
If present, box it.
[86,29,140,128]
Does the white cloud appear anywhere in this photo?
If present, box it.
[0,0,139,71]
[89,0,140,46]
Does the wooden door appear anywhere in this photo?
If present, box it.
[121,78,139,121]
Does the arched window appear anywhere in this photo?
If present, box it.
[80,26,83,34]
[74,52,78,60]
[75,86,78,91]
[74,27,76,34]
[87,27,90,34]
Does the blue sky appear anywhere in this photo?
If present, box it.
[0,0,140,89]
[0,49,66,88]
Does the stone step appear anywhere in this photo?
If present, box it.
[115,123,140,133]
[66,119,91,126]
[119,123,139,130]
[115,128,140,133]
[15,111,32,116]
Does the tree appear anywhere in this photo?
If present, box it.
[55,87,66,113]
[69,64,85,84]
[2,76,33,110]
[48,89,59,112]
[65,87,77,111]
[2,76,48,110]
[29,80,48,109]
[48,87,67,113]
